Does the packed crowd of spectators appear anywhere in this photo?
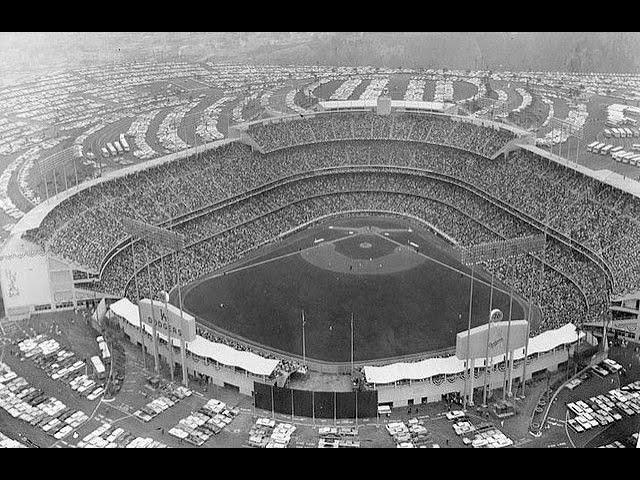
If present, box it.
[88,167,600,337]
[23,113,640,352]
[246,111,515,159]
[194,325,301,378]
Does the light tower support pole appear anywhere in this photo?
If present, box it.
[459,235,545,406]
[123,217,186,381]
[130,241,146,372]
[482,272,495,407]
[463,263,475,410]
[520,298,532,398]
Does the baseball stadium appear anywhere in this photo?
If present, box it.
[0,99,634,418]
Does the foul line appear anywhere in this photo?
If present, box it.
[199,230,354,281]
[190,226,520,303]
[378,233,515,298]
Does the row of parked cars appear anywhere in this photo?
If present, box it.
[446,411,513,448]
[466,426,513,448]
[566,379,640,434]
[388,418,433,448]
[451,419,476,436]
[16,334,105,401]
[591,358,624,378]
[0,431,26,448]
[168,398,239,447]
[77,421,167,448]
[133,382,193,423]
[156,98,204,153]
[317,425,360,448]
[0,362,89,441]
[248,418,297,448]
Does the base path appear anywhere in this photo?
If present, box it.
[300,225,425,275]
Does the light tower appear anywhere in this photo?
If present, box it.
[458,234,546,409]
[122,217,189,386]
[548,116,584,164]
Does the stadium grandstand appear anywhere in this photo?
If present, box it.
[2,99,640,411]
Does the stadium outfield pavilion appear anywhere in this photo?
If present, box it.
[2,97,639,415]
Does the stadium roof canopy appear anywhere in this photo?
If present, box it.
[109,298,280,377]
[319,99,454,113]
[363,323,583,385]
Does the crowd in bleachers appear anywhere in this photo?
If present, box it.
[194,325,301,377]
[246,112,515,158]
[23,113,640,346]
[103,167,600,335]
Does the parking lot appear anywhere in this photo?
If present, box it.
[540,344,640,448]
[2,311,639,448]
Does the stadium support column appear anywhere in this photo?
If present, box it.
[482,272,495,407]
[53,169,59,196]
[37,158,49,201]
[555,123,561,159]
[143,244,160,376]
[131,240,147,372]
[271,385,275,420]
[463,263,475,410]
[160,256,174,383]
[43,172,50,201]
[557,124,562,159]
[301,310,306,367]
[194,118,199,158]
[469,357,476,406]
[176,251,189,388]
[355,390,358,427]
[520,298,532,398]
[507,341,516,396]
[603,313,610,356]
[503,281,514,401]
[73,157,79,188]
[351,313,355,375]
[533,214,547,392]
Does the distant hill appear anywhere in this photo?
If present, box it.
[0,32,637,84]
[238,32,640,73]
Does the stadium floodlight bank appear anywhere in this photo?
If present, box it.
[35,147,80,199]
[121,217,185,251]
[458,235,546,266]
[457,235,545,409]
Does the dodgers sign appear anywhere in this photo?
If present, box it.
[455,319,528,360]
[138,298,196,342]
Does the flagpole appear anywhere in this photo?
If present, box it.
[351,313,354,375]
[160,255,174,384]
[482,271,494,407]
[302,310,306,367]
[520,296,532,398]
[131,241,146,372]
[463,262,475,410]
[143,243,160,376]
[503,278,514,401]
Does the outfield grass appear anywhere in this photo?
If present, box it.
[183,216,526,363]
